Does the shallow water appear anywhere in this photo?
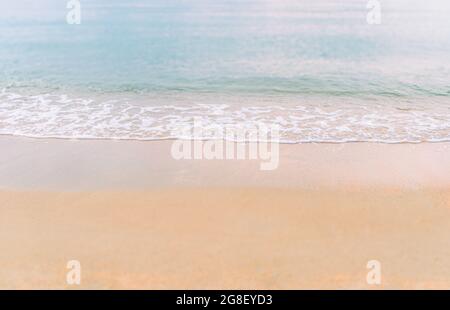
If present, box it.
[1,0,449,142]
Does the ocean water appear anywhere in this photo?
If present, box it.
[0,0,449,142]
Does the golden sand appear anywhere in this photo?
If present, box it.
[1,188,450,289]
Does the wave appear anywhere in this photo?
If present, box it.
[1,91,450,144]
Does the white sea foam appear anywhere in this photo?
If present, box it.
[1,91,450,143]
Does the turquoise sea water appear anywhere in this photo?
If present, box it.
[0,0,450,142]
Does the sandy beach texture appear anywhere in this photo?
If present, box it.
[1,136,450,289]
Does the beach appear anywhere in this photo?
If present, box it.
[1,0,450,292]
[1,136,450,289]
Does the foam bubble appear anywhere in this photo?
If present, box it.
[1,91,450,143]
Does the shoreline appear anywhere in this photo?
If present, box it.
[1,136,450,191]
[3,133,450,145]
